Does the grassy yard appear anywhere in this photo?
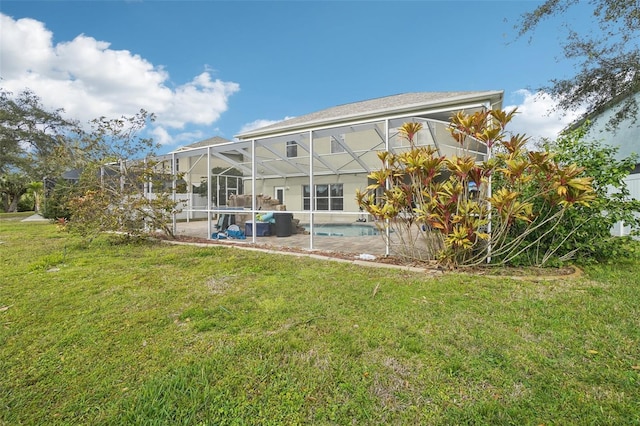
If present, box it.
[1,217,639,425]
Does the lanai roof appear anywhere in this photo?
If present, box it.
[168,90,503,178]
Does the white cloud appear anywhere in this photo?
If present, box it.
[0,13,239,146]
[149,126,172,146]
[238,117,295,135]
[162,72,239,129]
[505,90,585,143]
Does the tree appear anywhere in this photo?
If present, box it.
[0,88,78,178]
[65,110,180,241]
[26,181,44,213]
[518,0,640,130]
[0,88,80,212]
[0,173,28,212]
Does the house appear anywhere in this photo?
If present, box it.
[156,136,244,220]
[169,91,504,247]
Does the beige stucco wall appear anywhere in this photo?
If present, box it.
[251,173,368,223]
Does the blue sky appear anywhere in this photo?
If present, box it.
[1,1,594,153]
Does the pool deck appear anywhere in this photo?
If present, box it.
[175,220,390,257]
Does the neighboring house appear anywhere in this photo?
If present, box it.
[580,92,640,236]
[169,91,504,243]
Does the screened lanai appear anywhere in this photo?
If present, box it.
[170,91,503,256]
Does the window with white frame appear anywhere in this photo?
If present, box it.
[286,141,298,158]
[303,183,344,211]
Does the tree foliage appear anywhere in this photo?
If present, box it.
[0,88,78,179]
[64,110,180,241]
[523,124,640,263]
[25,181,44,213]
[0,88,81,212]
[518,0,640,129]
[0,173,29,213]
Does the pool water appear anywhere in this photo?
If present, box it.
[303,223,381,237]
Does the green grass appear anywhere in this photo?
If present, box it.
[0,211,35,220]
[1,217,639,425]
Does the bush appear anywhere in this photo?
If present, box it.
[17,192,34,212]
[522,124,640,263]
[357,110,598,267]
[42,179,75,220]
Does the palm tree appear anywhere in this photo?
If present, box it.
[26,181,44,213]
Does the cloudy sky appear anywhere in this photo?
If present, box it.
[0,1,592,153]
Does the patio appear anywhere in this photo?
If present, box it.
[175,219,388,257]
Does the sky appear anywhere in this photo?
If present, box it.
[0,0,595,154]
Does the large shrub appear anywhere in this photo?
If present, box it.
[515,125,640,264]
[357,109,597,267]
[42,179,75,220]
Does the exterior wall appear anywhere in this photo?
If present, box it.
[585,93,640,237]
[175,193,209,220]
[584,92,640,164]
[253,173,368,224]
[165,152,245,208]
[611,173,640,237]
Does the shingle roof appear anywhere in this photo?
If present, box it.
[237,91,503,139]
[176,136,231,151]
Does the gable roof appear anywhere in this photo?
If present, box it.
[237,91,503,139]
[175,136,231,151]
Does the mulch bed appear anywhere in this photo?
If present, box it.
[156,234,579,278]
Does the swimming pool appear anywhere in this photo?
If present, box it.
[303,223,382,237]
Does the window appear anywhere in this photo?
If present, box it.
[286,141,297,158]
[303,183,343,211]
[330,135,346,154]
[274,187,285,205]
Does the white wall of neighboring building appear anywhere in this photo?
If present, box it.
[584,92,640,163]
[584,92,640,237]
[611,173,640,237]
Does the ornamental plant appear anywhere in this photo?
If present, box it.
[356,109,597,267]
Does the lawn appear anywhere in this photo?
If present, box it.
[1,217,639,425]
